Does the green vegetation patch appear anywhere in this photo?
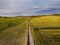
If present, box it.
[0,17,28,45]
[0,17,25,31]
[30,16,60,45]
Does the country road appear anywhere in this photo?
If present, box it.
[28,19,34,45]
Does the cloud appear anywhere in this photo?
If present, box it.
[0,0,60,16]
[0,0,32,16]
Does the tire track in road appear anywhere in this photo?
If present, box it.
[28,19,34,45]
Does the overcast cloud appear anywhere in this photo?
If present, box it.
[0,0,60,16]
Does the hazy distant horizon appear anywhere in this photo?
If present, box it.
[0,13,60,17]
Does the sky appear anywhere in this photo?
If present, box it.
[0,0,60,16]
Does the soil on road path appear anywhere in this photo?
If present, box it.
[28,19,34,45]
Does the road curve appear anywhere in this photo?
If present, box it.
[28,19,34,45]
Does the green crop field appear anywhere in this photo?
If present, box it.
[0,15,60,45]
[0,17,28,45]
[30,16,60,45]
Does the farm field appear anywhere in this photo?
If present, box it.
[0,17,28,45]
[0,15,60,45]
[30,16,60,45]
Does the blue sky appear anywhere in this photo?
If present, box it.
[0,0,60,16]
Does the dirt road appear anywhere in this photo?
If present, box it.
[28,19,34,45]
